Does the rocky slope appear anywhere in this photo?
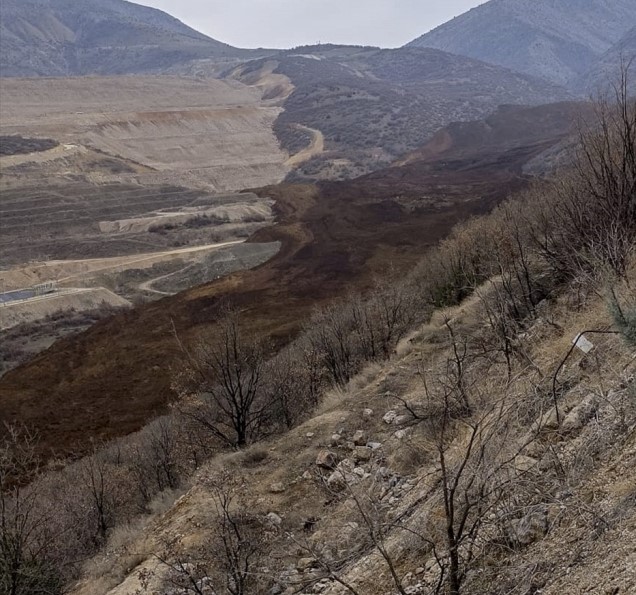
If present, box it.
[0,0,251,76]
[407,0,636,89]
[69,257,636,595]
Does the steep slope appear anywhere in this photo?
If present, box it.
[68,269,636,595]
[579,26,636,94]
[0,102,584,461]
[0,0,244,76]
[232,46,571,180]
[407,0,636,89]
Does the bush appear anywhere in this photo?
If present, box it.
[609,296,636,347]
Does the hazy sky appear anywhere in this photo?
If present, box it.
[139,0,485,49]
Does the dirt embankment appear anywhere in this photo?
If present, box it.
[0,241,246,292]
[0,76,291,192]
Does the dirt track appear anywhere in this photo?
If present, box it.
[0,287,130,329]
[0,240,245,291]
[285,125,325,167]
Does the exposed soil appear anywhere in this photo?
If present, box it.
[0,112,567,460]
[0,76,290,191]
[0,288,130,330]
[0,181,271,266]
[284,125,325,167]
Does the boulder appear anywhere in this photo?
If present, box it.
[266,512,283,526]
[383,410,398,424]
[296,557,316,572]
[327,460,357,491]
[352,430,367,446]
[562,394,598,432]
[363,408,374,418]
[507,507,549,547]
[270,482,286,494]
[315,450,338,469]
[353,446,372,463]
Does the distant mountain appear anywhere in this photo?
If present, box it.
[0,0,246,76]
[232,46,571,180]
[407,0,636,89]
[579,26,636,94]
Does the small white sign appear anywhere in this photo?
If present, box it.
[573,333,594,354]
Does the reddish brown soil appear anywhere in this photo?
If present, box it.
[0,105,580,460]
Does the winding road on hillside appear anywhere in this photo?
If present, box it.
[285,125,325,167]
[138,263,195,296]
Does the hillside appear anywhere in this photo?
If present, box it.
[579,26,636,94]
[0,102,584,461]
[407,0,636,89]
[4,88,635,594]
[0,0,250,77]
[70,264,636,595]
[231,46,571,180]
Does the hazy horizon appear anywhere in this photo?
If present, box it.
[139,0,486,49]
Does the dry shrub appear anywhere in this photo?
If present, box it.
[240,446,269,468]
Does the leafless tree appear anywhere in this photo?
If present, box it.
[128,417,181,510]
[535,61,636,281]
[79,451,116,545]
[177,311,269,448]
[0,425,61,595]
[305,301,357,386]
[149,477,270,595]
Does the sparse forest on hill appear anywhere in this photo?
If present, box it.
[2,68,634,595]
[1,0,636,593]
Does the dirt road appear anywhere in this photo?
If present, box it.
[0,240,245,291]
[285,125,325,167]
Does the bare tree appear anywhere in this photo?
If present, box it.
[305,301,357,386]
[149,477,270,595]
[177,311,269,448]
[79,451,116,545]
[535,62,636,281]
[0,425,61,595]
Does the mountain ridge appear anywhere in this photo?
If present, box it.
[407,0,636,89]
[0,0,246,77]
